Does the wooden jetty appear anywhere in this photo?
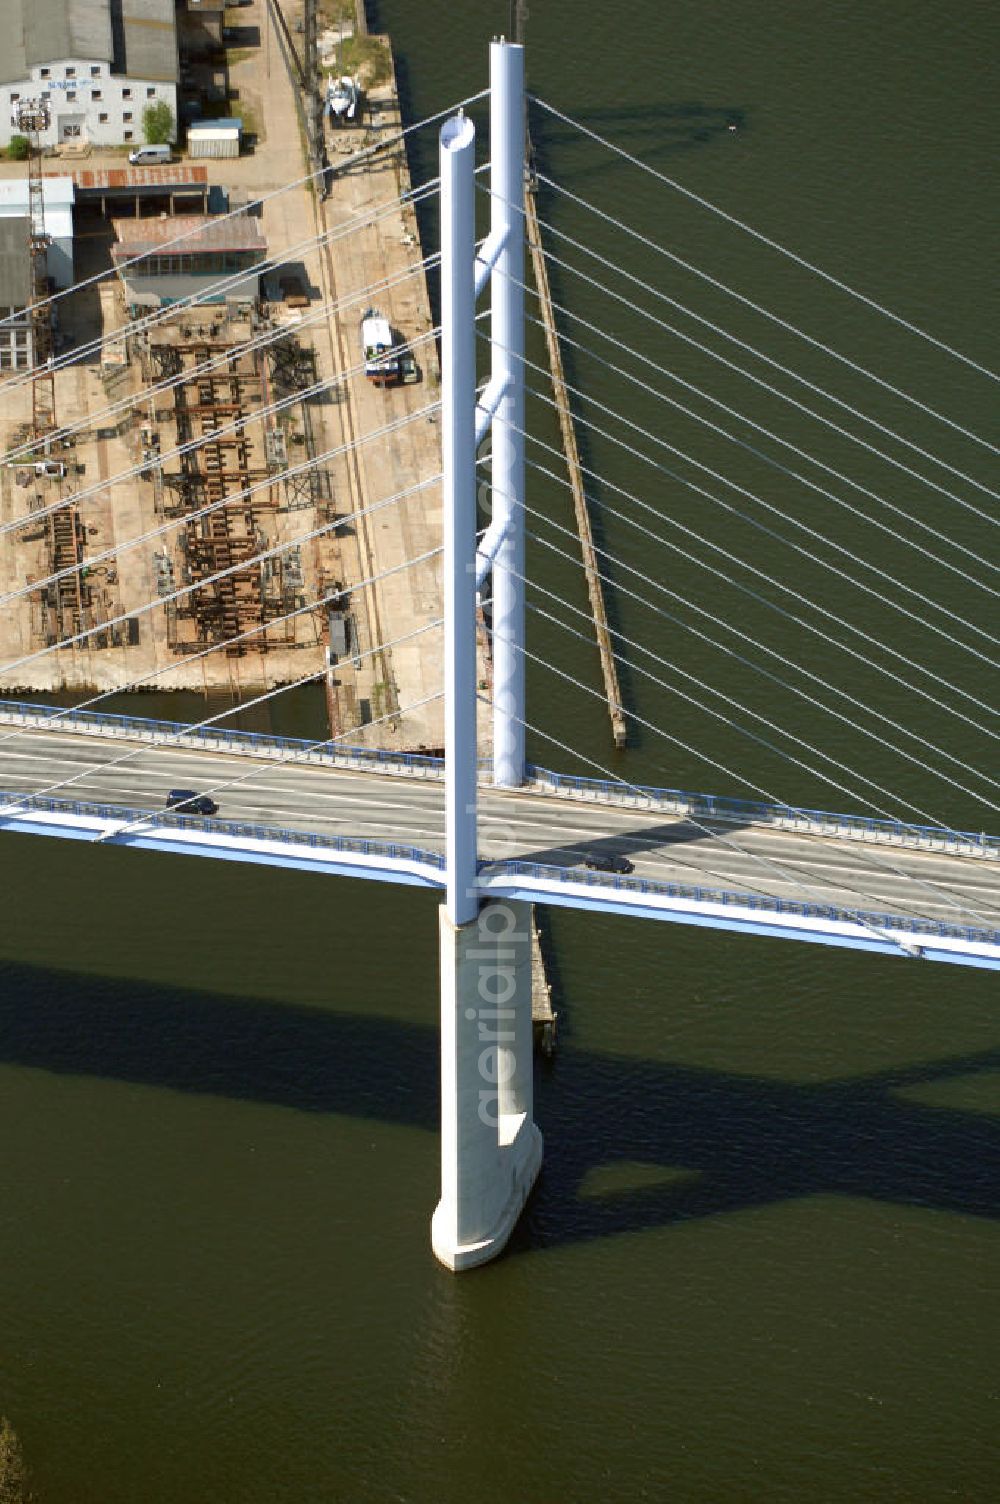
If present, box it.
[524,168,628,750]
[530,908,557,1056]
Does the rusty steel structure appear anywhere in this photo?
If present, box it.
[45,507,88,640]
[156,340,298,656]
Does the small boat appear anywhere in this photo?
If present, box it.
[326,75,359,125]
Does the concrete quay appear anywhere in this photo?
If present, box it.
[250,4,461,752]
[0,2,489,755]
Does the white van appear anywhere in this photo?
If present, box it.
[128,144,172,166]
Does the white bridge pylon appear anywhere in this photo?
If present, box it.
[432,40,542,1272]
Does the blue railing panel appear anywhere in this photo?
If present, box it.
[0,699,996,857]
[520,766,998,858]
[482,859,1000,948]
[0,700,446,776]
[0,788,446,873]
[2,782,996,949]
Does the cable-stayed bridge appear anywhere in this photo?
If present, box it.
[1,705,998,971]
[0,43,996,1268]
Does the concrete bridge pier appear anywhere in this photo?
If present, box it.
[431,898,543,1271]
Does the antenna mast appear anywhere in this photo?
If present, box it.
[15,97,57,441]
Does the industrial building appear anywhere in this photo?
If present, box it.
[0,177,75,288]
[1,0,178,150]
[0,224,34,370]
[111,214,267,309]
[69,162,211,216]
[0,176,75,370]
[177,0,225,60]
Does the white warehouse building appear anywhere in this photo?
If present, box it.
[0,178,75,289]
[1,0,179,151]
[0,175,76,370]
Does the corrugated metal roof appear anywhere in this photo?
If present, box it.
[111,214,266,256]
[122,0,179,83]
[0,218,32,307]
[25,0,113,70]
[1,0,177,85]
[2,0,113,84]
[188,118,243,132]
[0,177,75,244]
[69,164,208,189]
[0,177,75,210]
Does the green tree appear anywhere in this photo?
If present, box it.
[142,100,175,145]
[0,1417,29,1504]
[6,136,29,161]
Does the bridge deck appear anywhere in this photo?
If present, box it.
[1,728,998,949]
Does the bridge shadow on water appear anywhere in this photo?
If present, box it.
[0,959,997,1254]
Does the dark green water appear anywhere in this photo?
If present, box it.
[2,2,999,1499]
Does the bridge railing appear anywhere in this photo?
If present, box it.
[1,699,995,860]
[485,859,1000,948]
[0,787,446,872]
[521,768,999,862]
[2,782,995,948]
[0,700,448,779]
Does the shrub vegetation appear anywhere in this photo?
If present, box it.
[142,101,175,145]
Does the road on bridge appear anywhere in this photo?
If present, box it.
[1,727,998,932]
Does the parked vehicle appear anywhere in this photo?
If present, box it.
[583,852,634,875]
[361,308,401,386]
[33,460,66,478]
[165,789,219,816]
[129,144,173,166]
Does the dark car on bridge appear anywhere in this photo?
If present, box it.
[583,852,634,875]
[166,789,219,816]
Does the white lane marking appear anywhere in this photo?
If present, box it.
[1,796,987,916]
[4,757,997,893]
[0,756,438,817]
[6,737,994,851]
[5,733,997,855]
[3,743,996,916]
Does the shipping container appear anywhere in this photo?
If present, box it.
[187,119,242,159]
